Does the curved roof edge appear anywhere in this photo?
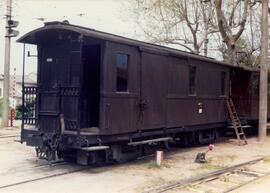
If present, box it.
[17,21,258,71]
[17,22,92,44]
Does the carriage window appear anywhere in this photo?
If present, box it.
[221,71,226,95]
[252,75,259,96]
[189,66,196,95]
[116,54,129,92]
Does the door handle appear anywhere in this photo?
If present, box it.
[105,104,111,129]
[139,100,148,111]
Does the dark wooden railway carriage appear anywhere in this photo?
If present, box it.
[18,22,265,164]
[230,67,270,120]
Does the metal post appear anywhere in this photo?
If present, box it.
[1,0,12,128]
[21,43,26,142]
[258,0,269,141]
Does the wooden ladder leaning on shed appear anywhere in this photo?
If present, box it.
[226,98,248,145]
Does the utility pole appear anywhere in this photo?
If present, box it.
[258,0,269,141]
[1,0,12,128]
[1,0,19,128]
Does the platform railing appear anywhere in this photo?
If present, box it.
[22,86,81,130]
[22,86,37,125]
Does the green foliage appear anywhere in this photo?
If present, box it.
[146,161,161,169]
[15,98,35,119]
[220,38,260,67]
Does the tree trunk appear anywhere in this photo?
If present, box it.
[203,22,209,57]
[258,0,268,141]
[228,46,237,66]
[214,0,248,66]
[204,38,208,57]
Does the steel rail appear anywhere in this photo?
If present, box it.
[222,171,270,193]
[0,135,19,139]
[0,164,91,190]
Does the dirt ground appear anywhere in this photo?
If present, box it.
[231,175,270,193]
[1,124,270,193]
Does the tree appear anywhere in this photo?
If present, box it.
[128,0,261,66]
[132,0,217,55]
[214,0,249,66]
[15,98,35,120]
[219,37,260,66]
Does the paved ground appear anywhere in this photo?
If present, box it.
[1,124,270,193]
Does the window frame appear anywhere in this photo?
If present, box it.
[188,65,197,96]
[115,53,129,93]
[220,71,226,96]
[252,74,259,97]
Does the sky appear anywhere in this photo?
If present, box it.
[0,0,141,75]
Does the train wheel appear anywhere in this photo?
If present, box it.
[57,149,77,163]
[183,132,198,146]
[110,144,140,163]
[197,129,216,145]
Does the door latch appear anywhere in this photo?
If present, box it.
[139,100,148,111]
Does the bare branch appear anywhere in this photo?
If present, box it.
[214,0,249,65]
[233,0,249,41]
[215,0,231,44]
[229,0,241,27]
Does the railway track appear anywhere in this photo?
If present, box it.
[1,160,67,175]
[0,135,19,139]
[143,157,270,193]
[0,161,91,190]
[0,135,20,145]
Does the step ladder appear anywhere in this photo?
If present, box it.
[226,98,248,145]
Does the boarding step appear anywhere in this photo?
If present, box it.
[227,125,251,129]
[128,137,172,146]
[76,145,109,152]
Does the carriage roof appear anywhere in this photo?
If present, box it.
[17,21,258,72]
